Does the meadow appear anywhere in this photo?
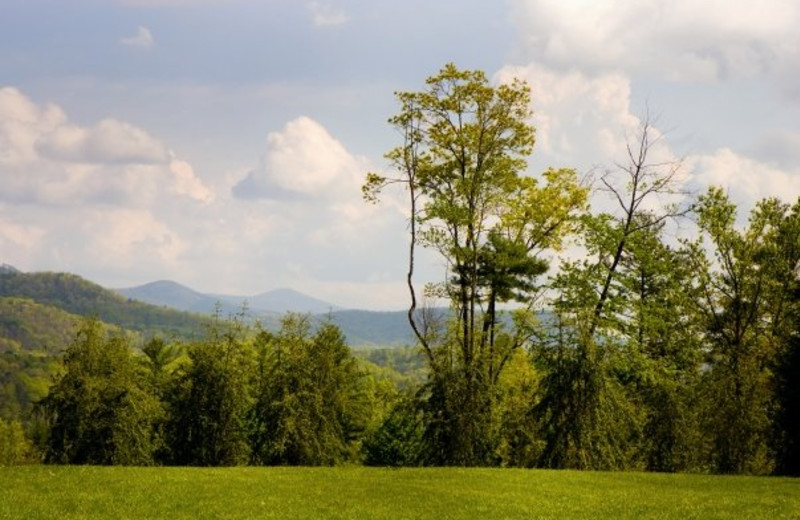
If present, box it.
[1,466,798,520]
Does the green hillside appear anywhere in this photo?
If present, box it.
[0,349,59,420]
[0,298,83,354]
[0,272,211,421]
[325,310,414,347]
[0,271,209,339]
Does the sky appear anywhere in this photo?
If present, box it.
[1,0,799,310]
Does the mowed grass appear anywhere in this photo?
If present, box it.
[0,466,798,520]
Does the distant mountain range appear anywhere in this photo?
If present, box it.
[116,280,342,316]
[0,266,416,348]
[115,280,414,347]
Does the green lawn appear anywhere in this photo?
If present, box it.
[0,466,798,519]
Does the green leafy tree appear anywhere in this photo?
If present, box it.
[690,190,800,474]
[535,119,690,470]
[616,221,705,471]
[362,392,425,467]
[41,318,162,465]
[364,63,587,465]
[768,199,800,475]
[165,313,253,466]
[249,314,366,465]
[0,418,34,464]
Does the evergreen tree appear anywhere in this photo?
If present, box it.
[249,315,367,465]
[41,318,162,465]
[164,313,253,466]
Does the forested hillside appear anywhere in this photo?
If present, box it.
[0,271,209,338]
[0,298,82,354]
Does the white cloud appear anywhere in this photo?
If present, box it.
[0,87,212,206]
[689,148,800,207]
[0,217,45,251]
[120,26,155,49]
[233,116,366,200]
[307,1,349,27]
[509,0,800,83]
[495,63,643,171]
[500,3,800,215]
[169,159,214,203]
[37,119,169,164]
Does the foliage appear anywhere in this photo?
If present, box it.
[533,119,693,471]
[365,63,588,465]
[40,318,162,465]
[362,393,425,466]
[165,313,254,466]
[689,190,800,474]
[774,308,800,475]
[0,419,34,465]
[250,314,368,465]
[0,350,60,421]
[0,298,82,354]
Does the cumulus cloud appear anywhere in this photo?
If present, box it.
[495,63,646,172]
[36,119,169,164]
[307,1,349,27]
[509,0,800,84]
[0,87,212,206]
[169,159,214,203]
[499,4,800,214]
[120,26,155,49]
[232,116,366,201]
[689,148,800,207]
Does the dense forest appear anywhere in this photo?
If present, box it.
[1,64,798,475]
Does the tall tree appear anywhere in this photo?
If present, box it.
[691,190,800,473]
[364,63,587,464]
[535,118,689,470]
[164,312,253,466]
[41,318,162,465]
[249,314,366,465]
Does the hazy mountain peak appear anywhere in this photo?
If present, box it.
[118,281,342,315]
[248,287,342,314]
[0,263,20,274]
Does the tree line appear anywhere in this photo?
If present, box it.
[2,64,798,474]
[363,64,800,475]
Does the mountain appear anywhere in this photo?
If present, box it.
[0,270,209,339]
[119,281,342,315]
[117,280,242,315]
[325,310,414,347]
[0,297,83,354]
[117,279,419,346]
[0,263,20,275]
[245,288,342,314]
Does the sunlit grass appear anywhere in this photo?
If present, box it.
[1,466,798,519]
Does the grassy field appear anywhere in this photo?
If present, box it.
[0,466,798,519]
